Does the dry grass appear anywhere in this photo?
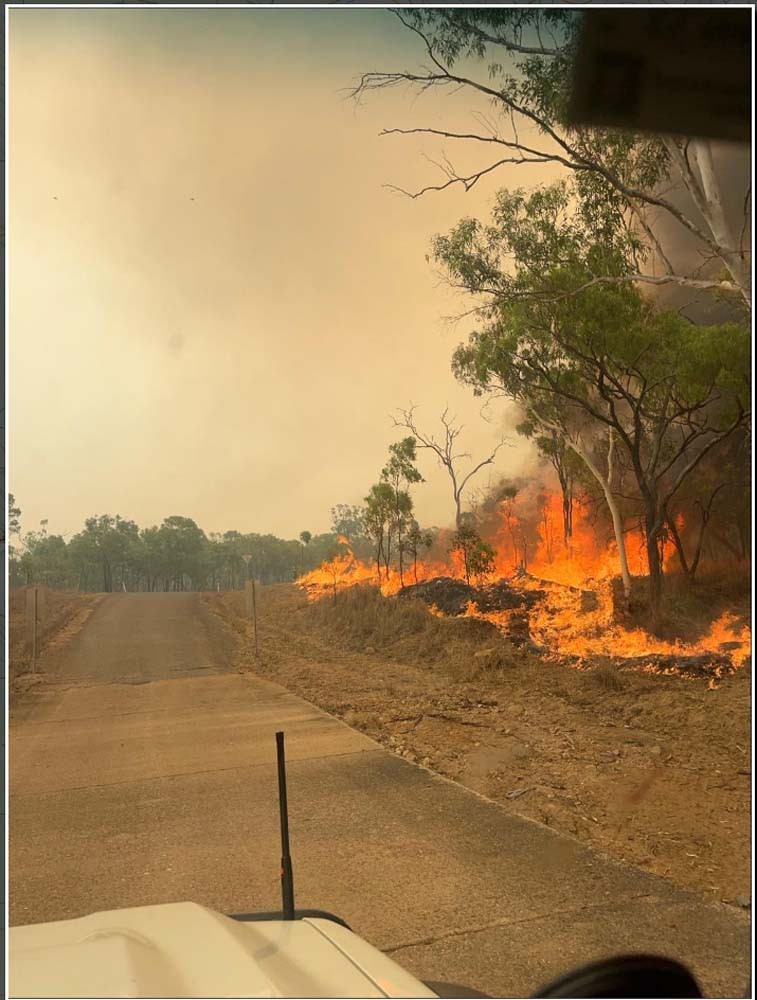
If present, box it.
[209,582,752,906]
[586,660,627,692]
[7,587,103,682]
[306,584,433,647]
[303,584,530,683]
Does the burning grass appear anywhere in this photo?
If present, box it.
[301,551,750,684]
[299,483,751,682]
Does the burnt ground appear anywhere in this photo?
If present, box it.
[205,583,752,912]
[399,575,546,616]
[399,575,742,675]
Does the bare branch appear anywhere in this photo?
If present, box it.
[393,10,453,79]
[392,404,509,527]
[443,18,561,57]
[384,154,556,198]
[353,42,748,300]
[457,439,509,494]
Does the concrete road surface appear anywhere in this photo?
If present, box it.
[9,593,750,998]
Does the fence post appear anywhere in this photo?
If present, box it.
[37,584,47,625]
[245,578,259,657]
[252,578,259,657]
[26,586,39,674]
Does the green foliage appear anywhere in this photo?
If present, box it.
[7,511,341,593]
[381,437,424,584]
[156,516,207,587]
[452,264,750,450]
[364,481,396,579]
[69,514,140,592]
[451,252,750,618]
[450,523,496,588]
[404,9,577,92]
[330,504,366,541]
[433,181,640,320]
[8,493,21,538]
[364,483,396,526]
[382,437,424,490]
[21,532,69,587]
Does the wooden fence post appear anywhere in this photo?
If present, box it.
[26,586,39,673]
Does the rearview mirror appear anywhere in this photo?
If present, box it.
[532,954,702,998]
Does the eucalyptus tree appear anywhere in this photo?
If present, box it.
[381,437,424,587]
[354,9,750,310]
[452,266,750,622]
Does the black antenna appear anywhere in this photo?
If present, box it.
[275,731,295,920]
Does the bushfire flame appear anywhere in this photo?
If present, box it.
[298,491,751,676]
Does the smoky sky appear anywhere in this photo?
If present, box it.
[8,9,749,543]
[9,8,550,541]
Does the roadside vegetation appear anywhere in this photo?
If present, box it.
[348,9,751,629]
[7,588,103,686]
[6,495,364,593]
[208,582,751,909]
[305,583,524,682]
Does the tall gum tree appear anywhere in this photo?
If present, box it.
[364,480,396,583]
[451,269,750,625]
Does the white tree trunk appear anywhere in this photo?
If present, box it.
[527,409,633,601]
[666,137,751,307]
[691,139,751,304]
[567,439,633,602]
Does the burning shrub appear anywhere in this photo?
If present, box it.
[449,523,496,587]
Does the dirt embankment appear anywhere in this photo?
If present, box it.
[7,587,104,691]
[204,583,751,911]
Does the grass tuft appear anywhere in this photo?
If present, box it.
[586,660,627,692]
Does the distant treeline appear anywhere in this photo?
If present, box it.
[6,498,375,593]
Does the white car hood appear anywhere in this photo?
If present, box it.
[9,901,438,998]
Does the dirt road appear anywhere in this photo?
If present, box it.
[9,592,750,998]
[15,592,238,686]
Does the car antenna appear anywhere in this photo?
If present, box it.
[276,731,295,920]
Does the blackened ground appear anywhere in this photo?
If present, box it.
[398,575,545,616]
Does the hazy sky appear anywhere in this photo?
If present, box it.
[10,8,560,540]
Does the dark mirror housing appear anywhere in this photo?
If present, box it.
[532,954,703,998]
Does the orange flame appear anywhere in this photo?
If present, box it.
[298,491,751,675]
